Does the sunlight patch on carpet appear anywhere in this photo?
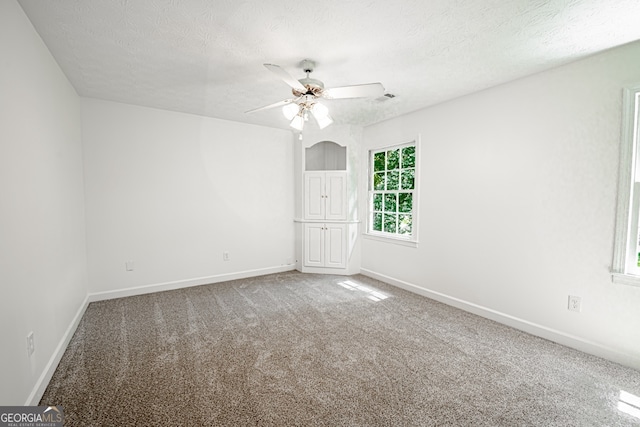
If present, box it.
[337,280,389,302]
[618,390,640,419]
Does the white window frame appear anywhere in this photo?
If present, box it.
[611,84,640,287]
[364,137,419,247]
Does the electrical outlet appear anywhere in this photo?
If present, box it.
[223,251,230,261]
[26,332,35,357]
[568,295,582,312]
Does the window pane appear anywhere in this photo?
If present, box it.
[384,194,397,212]
[374,152,386,171]
[387,149,399,170]
[384,213,397,233]
[387,171,399,190]
[398,214,412,235]
[402,146,415,168]
[373,193,383,211]
[399,193,412,213]
[373,213,383,231]
[374,172,385,190]
[401,168,415,190]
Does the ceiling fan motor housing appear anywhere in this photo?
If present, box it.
[293,77,324,97]
[292,59,324,97]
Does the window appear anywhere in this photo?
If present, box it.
[612,84,640,286]
[367,141,417,243]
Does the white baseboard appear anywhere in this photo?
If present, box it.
[360,268,640,371]
[25,295,90,406]
[88,265,296,302]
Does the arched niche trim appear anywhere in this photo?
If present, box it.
[305,141,346,171]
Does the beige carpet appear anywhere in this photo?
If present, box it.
[41,271,640,426]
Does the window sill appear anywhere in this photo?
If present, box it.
[362,232,418,248]
[611,272,640,287]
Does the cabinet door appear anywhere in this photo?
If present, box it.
[325,172,347,221]
[303,223,325,267]
[304,173,325,220]
[325,223,346,269]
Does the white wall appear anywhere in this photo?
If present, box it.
[361,41,640,368]
[81,98,295,295]
[0,0,88,405]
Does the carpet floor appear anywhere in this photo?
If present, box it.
[41,271,640,426]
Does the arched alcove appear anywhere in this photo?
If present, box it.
[305,141,346,171]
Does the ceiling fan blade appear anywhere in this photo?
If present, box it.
[264,64,307,93]
[245,98,295,114]
[323,83,385,99]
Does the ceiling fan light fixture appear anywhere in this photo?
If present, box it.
[311,103,333,129]
[311,102,329,117]
[282,102,299,120]
[314,113,333,130]
[290,114,304,131]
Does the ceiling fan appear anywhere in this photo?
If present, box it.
[246,59,385,131]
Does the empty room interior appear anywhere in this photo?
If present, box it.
[3,0,640,424]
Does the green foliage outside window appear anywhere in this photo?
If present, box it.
[370,143,416,237]
[384,194,396,212]
[402,146,415,168]
[399,214,412,235]
[384,214,397,233]
[401,169,414,190]
[374,172,385,190]
[387,171,399,190]
[373,194,383,211]
[399,193,412,212]
[373,213,383,231]
[374,152,386,171]
[387,149,400,170]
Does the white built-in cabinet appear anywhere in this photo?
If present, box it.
[304,172,347,220]
[295,136,358,275]
[303,171,347,269]
[303,222,346,268]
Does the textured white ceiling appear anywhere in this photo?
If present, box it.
[17,0,640,130]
